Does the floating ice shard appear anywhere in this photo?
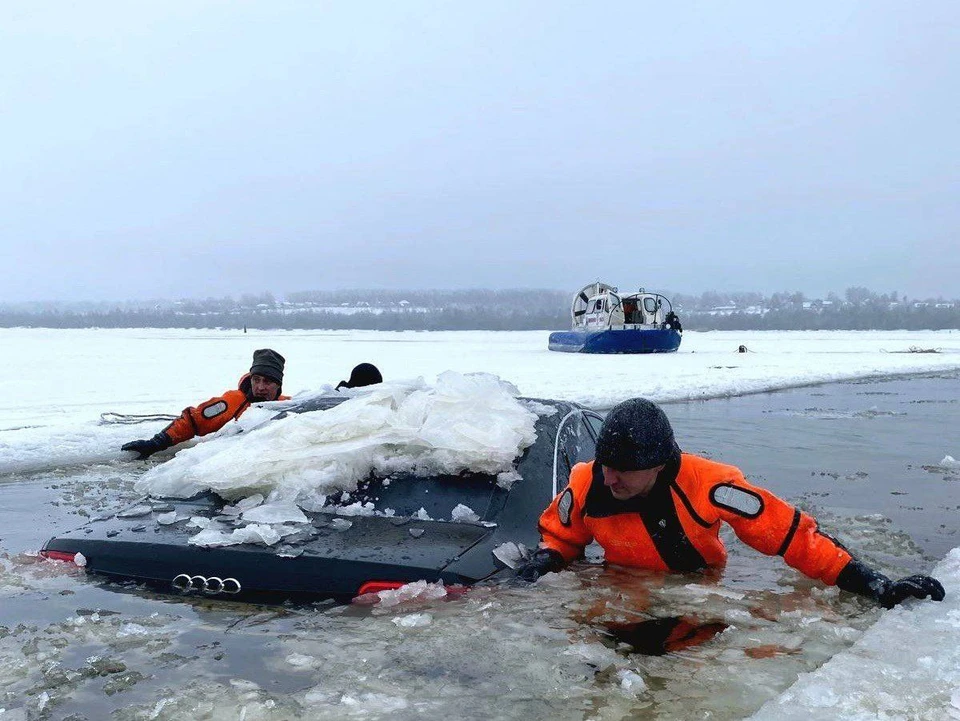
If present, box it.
[392,613,433,628]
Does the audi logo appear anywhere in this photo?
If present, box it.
[172,573,241,595]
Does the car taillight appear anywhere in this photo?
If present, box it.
[356,581,405,596]
[40,550,77,563]
[353,581,471,604]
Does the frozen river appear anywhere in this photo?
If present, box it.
[1,329,959,720]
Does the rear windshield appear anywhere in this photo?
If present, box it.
[326,472,503,523]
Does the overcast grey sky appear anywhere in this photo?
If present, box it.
[2,1,958,302]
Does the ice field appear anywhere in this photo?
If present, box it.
[1,327,959,720]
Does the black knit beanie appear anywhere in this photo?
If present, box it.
[337,362,383,389]
[249,348,285,385]
[595,398,680,471]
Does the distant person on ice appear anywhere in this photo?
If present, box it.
[121,348,289,460]
[517,398,945,610]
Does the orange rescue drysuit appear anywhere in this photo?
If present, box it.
[538,456,852,585]
[163,373,290,445]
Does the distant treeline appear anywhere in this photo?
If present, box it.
[1,287,958,331]
[0,307,566,331]
[0,289,569,331]
[685,305,960,331]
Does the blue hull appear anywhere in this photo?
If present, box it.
[548,328,681,354]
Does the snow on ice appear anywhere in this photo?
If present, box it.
[135,372,539,507]
[3,328,959,476]
[749,547,960,721]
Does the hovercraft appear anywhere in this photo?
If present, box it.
[548,282,682,354]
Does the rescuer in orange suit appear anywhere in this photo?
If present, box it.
[121,348,289,460]
[518,398,945,610]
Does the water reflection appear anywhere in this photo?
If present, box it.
[597,616,729,656]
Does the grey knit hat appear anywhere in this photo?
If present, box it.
[595,398,680,471]
[249,348,285,385]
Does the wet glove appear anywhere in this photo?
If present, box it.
[515,548,566,583]
[121,431,173,460]
[836,558,946,609]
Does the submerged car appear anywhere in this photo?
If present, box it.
[41,396,603,603]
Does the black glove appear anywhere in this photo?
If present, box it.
[121,431,173,460]
[516,548,566,583]
[836,558,946,609]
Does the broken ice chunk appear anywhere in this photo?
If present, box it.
[221,493,265,516]
[156,512,182,525]
[241,502,308,525]
[618,669,647,694]
[492,541,529,569]
[117,505,152,519]
[335,502,375,517]
[392,613,433,628]
[496,470,522,489]
[375,580,448,607]
[451,504,479,523]
[188,523,283,548]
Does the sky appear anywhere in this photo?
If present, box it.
[2,1,958,302]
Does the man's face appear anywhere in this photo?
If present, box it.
[602,464,665,500]
[250,374,281,401]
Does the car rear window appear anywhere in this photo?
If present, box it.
[328,472,504,523]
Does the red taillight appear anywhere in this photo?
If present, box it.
[40,550,77,563]
[352,580,471,604]
[357,581,405,596]
[445,584,468,598]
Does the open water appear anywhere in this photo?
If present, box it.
[1,371,957,720]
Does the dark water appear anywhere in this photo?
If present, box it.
[670,369,960,564]
[1,371,958,720]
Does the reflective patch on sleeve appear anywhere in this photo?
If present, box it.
[710,483,763,518]
[201,400,229,419]
[557,488,574,527]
